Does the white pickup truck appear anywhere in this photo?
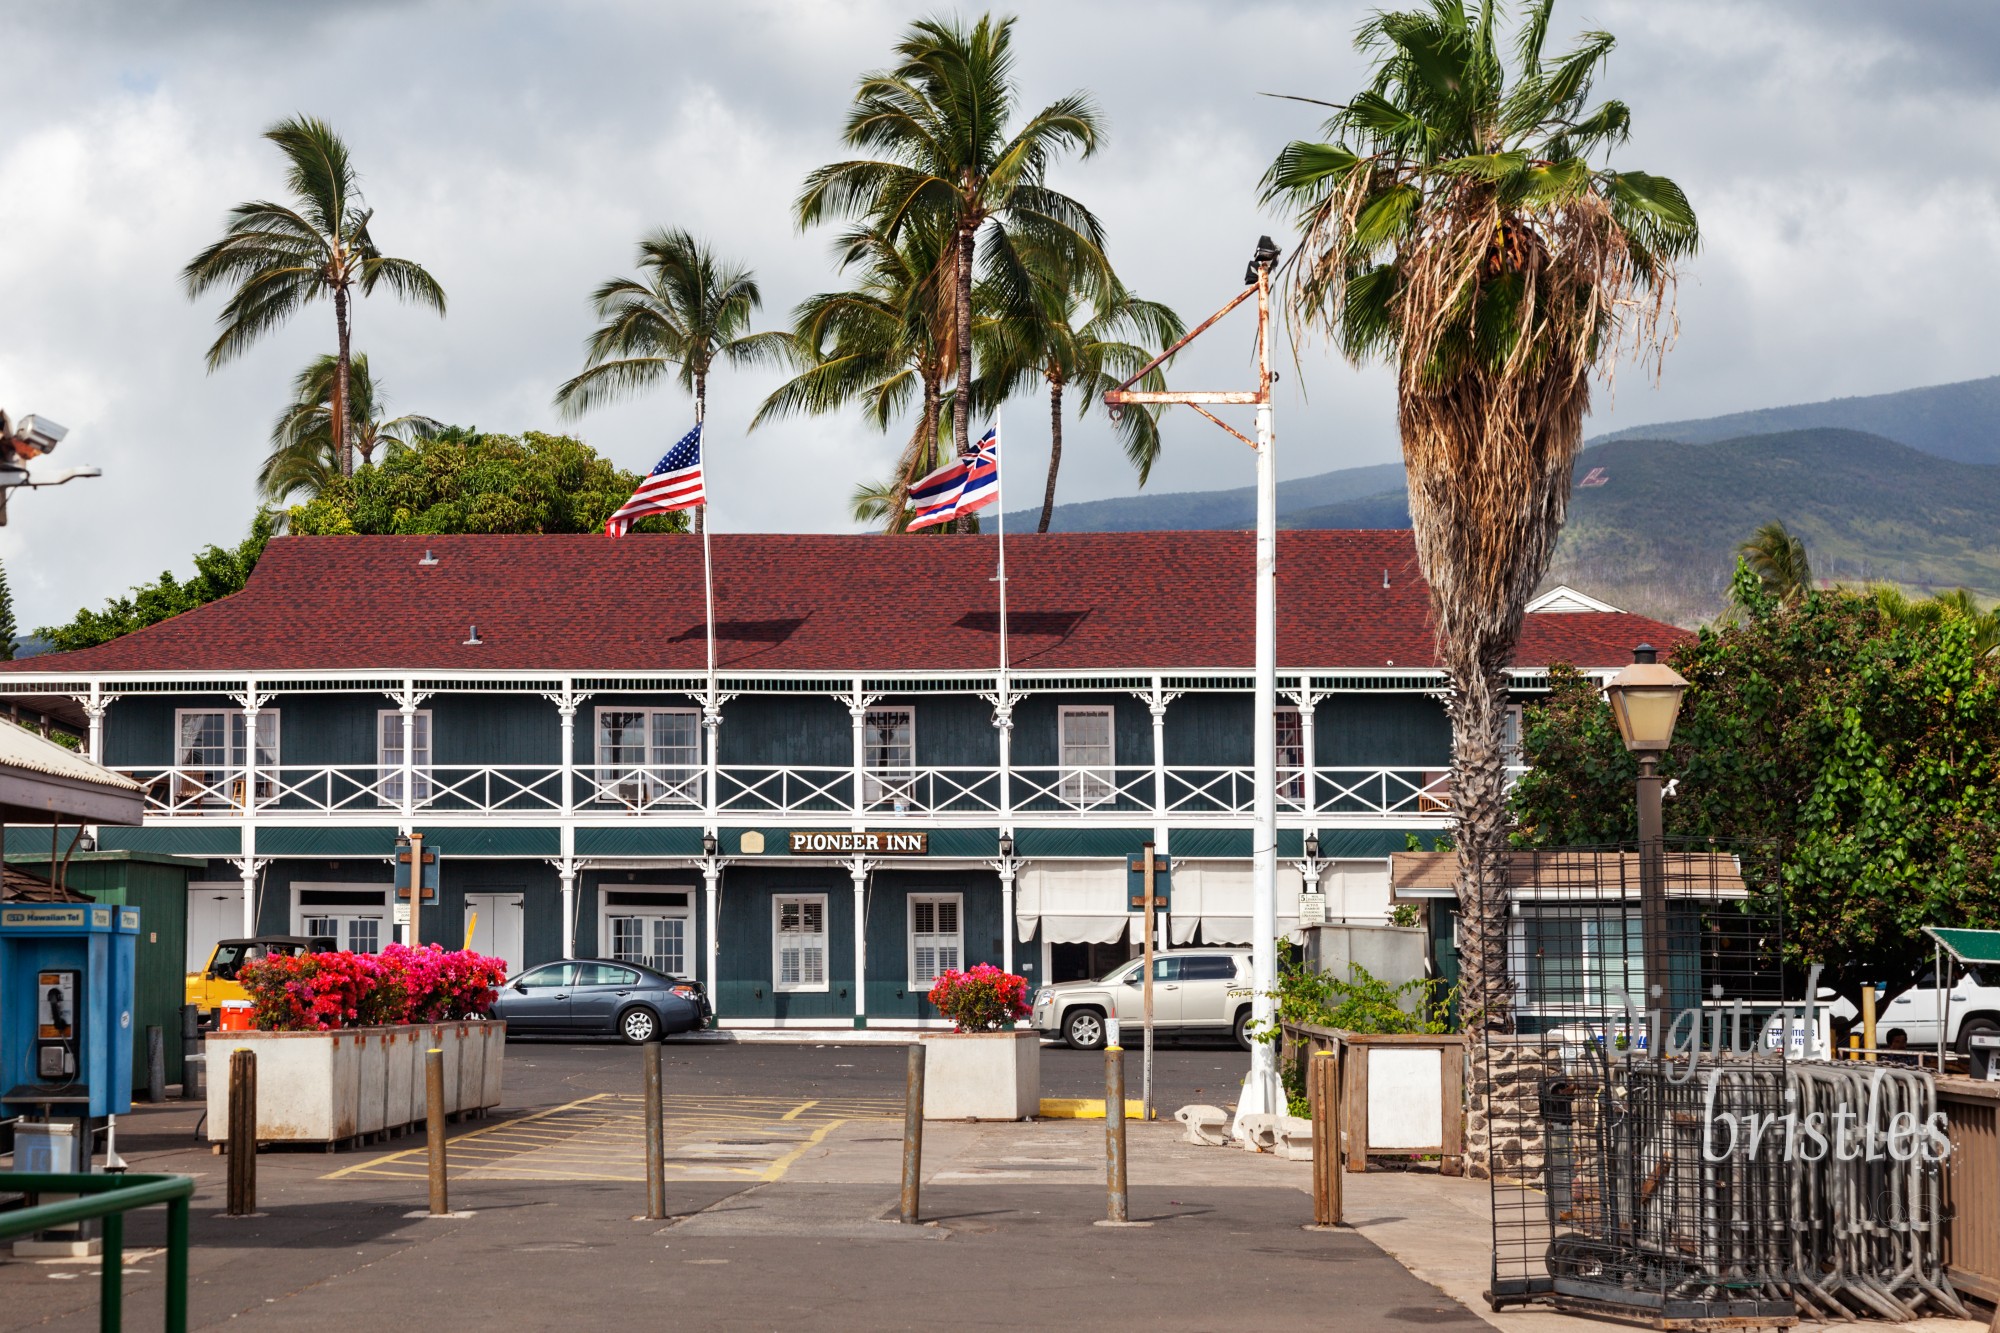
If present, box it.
[1877,964,2000,1052]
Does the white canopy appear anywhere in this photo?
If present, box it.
[1015,861,1130,945]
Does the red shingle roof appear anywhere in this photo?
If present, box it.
[2,532,1687,674]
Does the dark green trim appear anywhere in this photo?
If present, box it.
[1014,827,1151,858]
[415,825,559,857]
[257,826,400,857]
[576,826,705,856]
[96,826,243,856]
[5,850,206,868]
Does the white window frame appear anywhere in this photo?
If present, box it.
[291,882,389,956]
[1058,704,1116,807]
[1501,703,1525,766]
[377,709,434,806]
[1275,705,1305,801]
[772,894,830,993]
[598,886,694,977]
[593,705,702,807]
[863,705,917,808]
[174,708,280,807]
[908,893,963,987]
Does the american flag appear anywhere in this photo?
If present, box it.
[606,424,705,535]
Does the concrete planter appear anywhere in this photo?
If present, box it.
[204,1021,506,1146]
[921,1028,1040,1121]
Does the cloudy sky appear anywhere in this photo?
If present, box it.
[3,1,1998,630]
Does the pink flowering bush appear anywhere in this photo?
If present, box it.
[926,963,1032,1032]
[240,944,508,1031]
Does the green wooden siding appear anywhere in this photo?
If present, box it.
[714,696,848,767]
[427,860,563,968]
[715,865,856,1022]
[863,869,1004,1020]
[1314,695,1450,767]
[433,695,559,766]
[1164,695,1251,766]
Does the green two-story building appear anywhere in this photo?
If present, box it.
[0,530,1673,1029]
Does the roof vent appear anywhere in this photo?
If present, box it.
[1382,569,1391,589]
[420,549,439,566]
[463,625,482,646]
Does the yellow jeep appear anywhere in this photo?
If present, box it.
[186,935,336,1022]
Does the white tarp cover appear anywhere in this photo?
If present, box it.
[1170,861,1309,946]
[1015,862,1130,945]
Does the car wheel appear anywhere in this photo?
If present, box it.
[1064,1009,1106,1051]
[1957,1016,2000,1055]
[1232,1009,1253,1051]
[619,1007,661,1044]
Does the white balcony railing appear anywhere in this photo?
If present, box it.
[113,762,1527,821]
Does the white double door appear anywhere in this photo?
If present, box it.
[464,892,526,976]
[187,883,248,970]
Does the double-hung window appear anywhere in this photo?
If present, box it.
[1058,705,1115,807]
[1275,706,1306,803]
[595,707,701,807]
[908,894,962,986]
[863,706,916,808]
[773,895,828,992]
[377,710,434,806]
[174,709,280,807]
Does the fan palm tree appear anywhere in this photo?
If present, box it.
[979,255,1182,531]
[184,115,446,477]
[554,228,784,533]
[1263,0,1699,1031]
[1868,584,2000,656]
[754,220,962,533]
[798,14,1107,530]
[1738,520,1814,602]
[261,353,441,503]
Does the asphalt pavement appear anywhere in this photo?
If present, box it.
[0,1038,1484,1331]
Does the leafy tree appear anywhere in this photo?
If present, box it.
[286,428,686,537]
[1737,519,1814,603]
[263,353,441,503]
[799,14,1106,530]
[976,245,1182,531]
[184,115,446,476]
[1866,584,1999,656]
[37,514,279,653]
[1262,0,1699,1029]
[1511,562,2000,986]
[0,558,15,659]
[553,228,783,533]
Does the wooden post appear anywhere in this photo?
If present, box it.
[226,1049,256,1216]
[426,1047,448,1215]
[1105,1044,1128,1222]
[900,1043,926,1224]
[1343,1043,1369,1174]
[644,1041,666,1220]
[1440,1039,1466,1177]
[1310,1050,1342,1226]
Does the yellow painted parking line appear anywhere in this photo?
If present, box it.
[321,1093,616,1179]
[779,1100,820,1121]
[759,1118,847,1181]
[1037,1097,1151,1120]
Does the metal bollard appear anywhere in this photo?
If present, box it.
[226,1048,256,1216]
[1105,1044,1128,1223]
[644,1041,666,1221]
[426,1047,448,1216]
[900,1043,926,1224]
[1861,984,1879,1063]
[1310,1051,1342,1227]
[146,1025,167,1104]
[180,1004,204,1101]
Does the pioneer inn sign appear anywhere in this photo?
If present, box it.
[0,531,1676,1027]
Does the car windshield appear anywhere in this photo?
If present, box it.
[210,944,245,978]
[1100,961,1141,983]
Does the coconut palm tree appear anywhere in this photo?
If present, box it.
[978,254,1182,531]
[260,353,441,503]
[755,220,963,532]
[1867,584,2000,656]
[1263,0,1699,1031]
[184,115,446,477]
[798,14,1107,531]
[554,228,784,533]
[1738,520,1814,602]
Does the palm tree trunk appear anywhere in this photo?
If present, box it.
[693,373,707,536]
[951,224,975,534]
[1037,375,1064,533]
[333,286,352,477]
[1446,667,1513,1035]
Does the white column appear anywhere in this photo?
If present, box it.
[558,860,577,959]
[848,678,869,820]
[849,856,871,1027]
[84,685,107,764]
[557,686,579,960]
[1240,268,1282,1125]
[1148,677,1169,818]
[992,681,1013,821]
[237,833,259,937]
[997,859,1017,974]
[702,856,721,1025]
[240,680,262,937]
[1298,692,1319,879]
[704,691,723,824]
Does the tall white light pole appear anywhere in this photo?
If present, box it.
[1104,237,1285,1129]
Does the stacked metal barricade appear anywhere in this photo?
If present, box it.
[1479,846,1965,1326]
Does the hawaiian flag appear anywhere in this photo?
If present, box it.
[904,422,998,530]
[606,423,704,535]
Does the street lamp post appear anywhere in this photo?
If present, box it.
[1604,643,1689,1010]
[1102,237,1285,1128]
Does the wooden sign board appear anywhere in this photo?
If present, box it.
[1127,851,1172,911]
[788,831,930,856]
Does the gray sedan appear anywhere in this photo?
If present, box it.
[491,960,709,1043]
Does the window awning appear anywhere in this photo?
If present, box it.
[1166,861,1308,946]
[1015,862,1129,945]
[1925,927,2000,966]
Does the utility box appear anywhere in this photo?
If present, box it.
[0,902,138,1120]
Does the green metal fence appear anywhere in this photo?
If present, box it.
[0,1171,194,1332]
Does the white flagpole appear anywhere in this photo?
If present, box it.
[995,412,1008,681]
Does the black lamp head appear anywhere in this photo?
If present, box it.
[702,831,719,857]
[1245,234,1282,283]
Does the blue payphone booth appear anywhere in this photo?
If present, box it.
[0,902,138,1136]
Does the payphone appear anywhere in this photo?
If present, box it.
[37,968,79,1079]
[0,904,136,1121]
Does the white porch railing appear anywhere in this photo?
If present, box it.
[112,762,1526,821]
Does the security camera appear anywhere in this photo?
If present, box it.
[11,415,68,458]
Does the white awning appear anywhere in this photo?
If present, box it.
[1168,860,1308,946]
[1016,862,1130,945]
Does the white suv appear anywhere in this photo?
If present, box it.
[1879,964,2000,1052]
[1030,949,1255,1050]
